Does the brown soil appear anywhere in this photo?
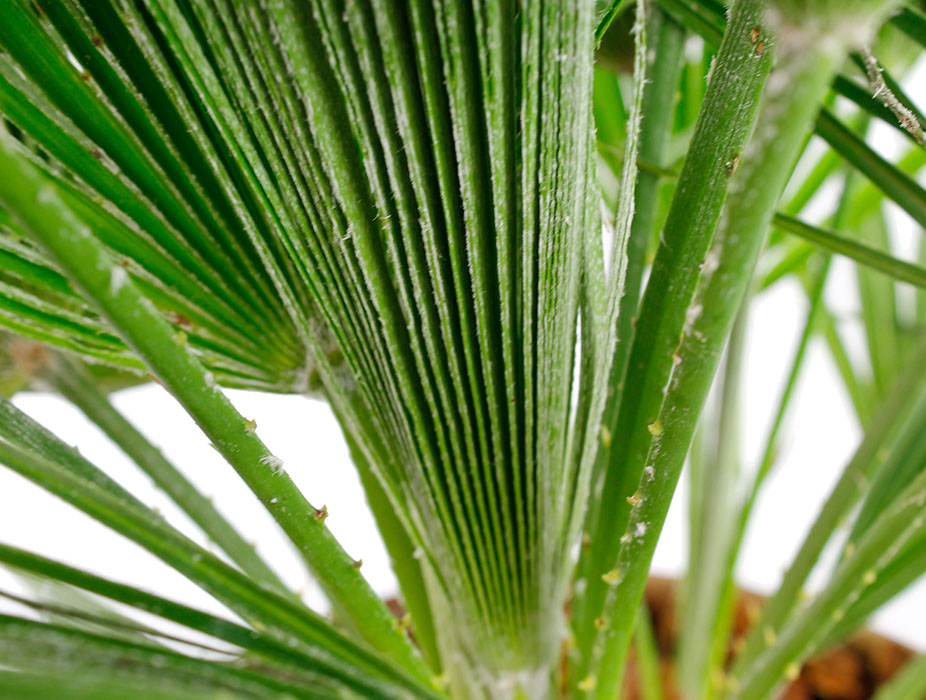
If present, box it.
[623,577,914,700]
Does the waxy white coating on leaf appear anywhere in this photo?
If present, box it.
[259,454,284,475]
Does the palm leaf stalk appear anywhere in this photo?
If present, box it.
[0,0,925,699]
[572,2,774,676]
[581,2,906,699]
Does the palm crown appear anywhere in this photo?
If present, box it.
[0,1,925,699]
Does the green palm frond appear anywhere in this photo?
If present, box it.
[1,0,925,699]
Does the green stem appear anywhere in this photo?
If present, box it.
[348,433,441,671]
[710,166,857,691]
[0,131,430,684]
[572,4,685,662]
[587,9,865,699]
[577,0,773,678]
[773,213,926,289]
[632,605,666,700]
[676,304,747,700]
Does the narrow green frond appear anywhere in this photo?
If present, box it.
[0,438,438,698]
[828,534,926,644]
[728,338,926,684]
[633,605,667,700]
[0,615,347,700]
[890,5,926,47]
[845,394,926,548]
[725,463,926,700]
[654,0,723,44]
[596,0,629,42]
[0,670,258,700]
[569,1,654,689]
[870,655,926,700]
[773,213,926,288]
[40,353,287,592]
[0,544,435,700]
[815,109,926,229]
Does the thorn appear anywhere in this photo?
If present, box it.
[601,569,620,586]
[168,311,192,328]
[727,155,740,176]
[394,612,412,632]
[243,418,257,434]
[351,558,363,570]
[647,420,663,437]
[626,492,641,506]
[313,505,329,521]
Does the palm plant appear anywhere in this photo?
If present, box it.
[0,0,925,698]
